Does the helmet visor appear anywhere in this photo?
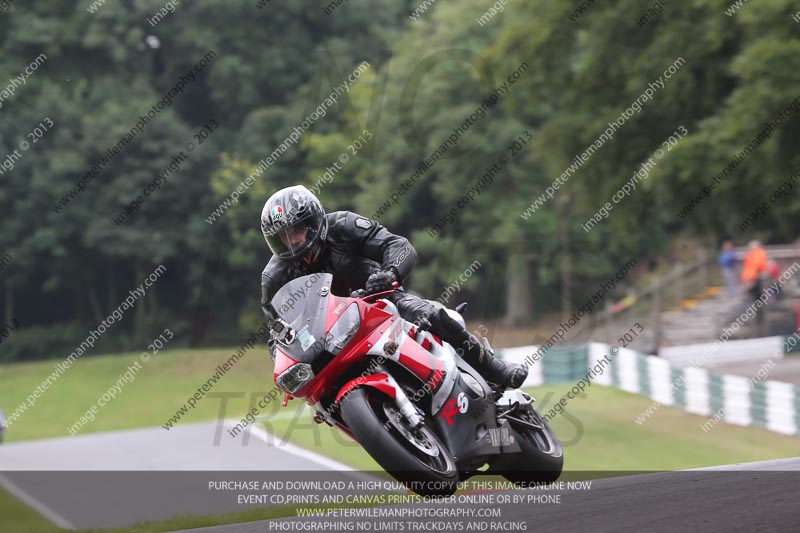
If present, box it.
[264,218,322,259]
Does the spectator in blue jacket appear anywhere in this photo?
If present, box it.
[718,240,738,298]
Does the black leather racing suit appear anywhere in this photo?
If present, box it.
[260,211,476,359]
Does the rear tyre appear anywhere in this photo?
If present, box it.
[493,407,563,484]
[339,387,458,496]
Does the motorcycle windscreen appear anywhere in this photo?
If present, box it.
[270,273,332,363]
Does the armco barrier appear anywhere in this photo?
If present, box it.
[498,341,800,437]
[498,345,588,387]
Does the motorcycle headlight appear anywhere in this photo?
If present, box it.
[325,303,360,354]
[276,363,315,394]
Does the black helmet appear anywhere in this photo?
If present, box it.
[261,185,328,265]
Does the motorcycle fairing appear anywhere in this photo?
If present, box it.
[357,315,453,403]
[428,359,519,467]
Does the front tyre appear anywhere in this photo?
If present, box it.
[339,387,458,496]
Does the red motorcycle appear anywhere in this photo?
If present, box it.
[270,273,562,495]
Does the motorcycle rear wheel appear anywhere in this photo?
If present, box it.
[340,387,458,496]
[494,406,564,484]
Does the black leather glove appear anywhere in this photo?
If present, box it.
[365,269,398,294]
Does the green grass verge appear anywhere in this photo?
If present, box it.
[0,486,58,533]
[1,348,799,532]
[0,347,274,442]
[539,383,800,471]
[0,496,372,533]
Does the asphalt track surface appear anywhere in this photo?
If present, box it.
[707,356,800,386]
[170,458,800,533]
[0,421,373,530]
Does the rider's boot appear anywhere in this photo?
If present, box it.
[460,333,528,389]
[433,308,527,389]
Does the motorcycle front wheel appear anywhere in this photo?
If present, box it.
[339,387,458,496]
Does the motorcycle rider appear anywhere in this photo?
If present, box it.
[259,185,527,389]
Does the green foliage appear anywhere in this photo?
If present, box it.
[2,0,800,356]
[0,322,105,362]
[0,0,411,358]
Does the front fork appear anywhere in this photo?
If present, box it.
[382,370,424,428]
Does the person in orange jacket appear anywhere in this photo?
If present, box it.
[741,240,767,295]
[741,241,767,327]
